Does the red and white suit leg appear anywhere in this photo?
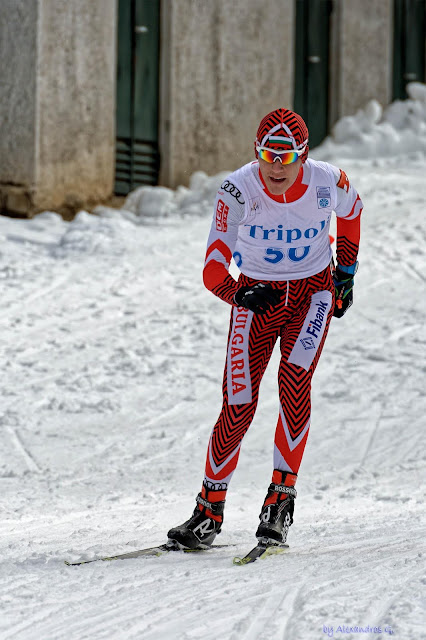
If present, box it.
[273,269,335,475]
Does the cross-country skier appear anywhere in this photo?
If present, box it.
[168,108,363,550]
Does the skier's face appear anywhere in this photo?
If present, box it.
[258,155,303,195]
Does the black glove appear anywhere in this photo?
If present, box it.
[333,262,358,318]
[234,283,283,315]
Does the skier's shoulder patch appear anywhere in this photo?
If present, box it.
[336,169,350,193]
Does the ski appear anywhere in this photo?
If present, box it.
[233,541,289,565]
[65,541,229,566]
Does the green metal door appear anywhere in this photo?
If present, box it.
[115,0,160,195]
[294,0,333,149]
[393,0,425,99]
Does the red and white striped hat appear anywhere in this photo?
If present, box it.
[255,108,309,162]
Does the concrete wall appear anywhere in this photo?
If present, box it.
[0,0,38,211]
[36,0,117,210]
[0,0,402,211]
[337,0,393,119]
[160,0,295,188]
[0,0,117,215]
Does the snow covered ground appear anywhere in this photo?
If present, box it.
[1,87,425,640]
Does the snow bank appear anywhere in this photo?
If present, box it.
[108,170,230,221]
[312,82,426,161]
[54,210,140,257]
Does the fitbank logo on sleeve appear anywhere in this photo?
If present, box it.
[288,290,332,371]
[306,299,329,339]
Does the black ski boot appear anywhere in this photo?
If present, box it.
[167,484,225,550]
[256,471,297,545]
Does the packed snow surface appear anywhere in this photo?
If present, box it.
[1,89,425,639]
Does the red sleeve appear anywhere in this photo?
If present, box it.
[336,216,361,266]
[203,264,240,305]
[203,238,239,305]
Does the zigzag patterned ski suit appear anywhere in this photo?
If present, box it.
[202,159,362,489]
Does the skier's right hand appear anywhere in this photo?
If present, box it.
[234,283,283,315]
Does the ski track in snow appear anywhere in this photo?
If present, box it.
[0,157,425,640]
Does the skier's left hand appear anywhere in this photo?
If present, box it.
[333,262,358,318]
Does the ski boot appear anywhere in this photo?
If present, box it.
[167,483,226,550]
[256,470,297,546]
